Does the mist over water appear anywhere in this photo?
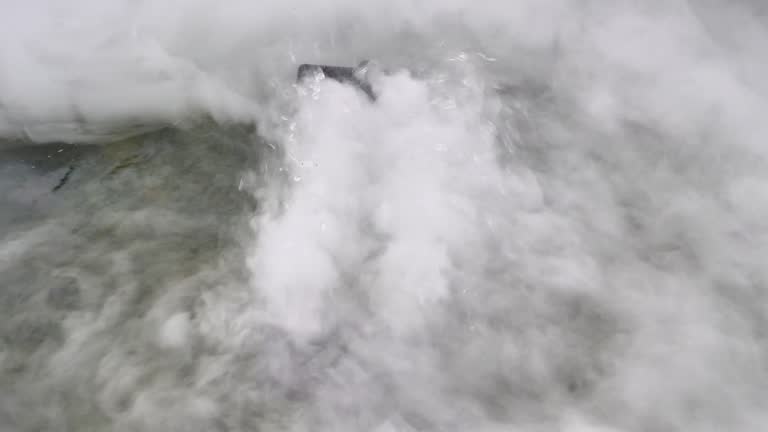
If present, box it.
[2,0,768,431]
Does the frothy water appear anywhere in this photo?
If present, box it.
[2,1,768,431]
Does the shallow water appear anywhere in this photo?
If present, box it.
[3,1,768,431]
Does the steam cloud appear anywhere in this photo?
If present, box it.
[2,0,768,431]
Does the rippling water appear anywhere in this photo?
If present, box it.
[2,1,768,431]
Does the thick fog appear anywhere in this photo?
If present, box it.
[2,0,768,431]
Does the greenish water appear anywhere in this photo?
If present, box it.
[0,126,267,431]
[2,1,768,430]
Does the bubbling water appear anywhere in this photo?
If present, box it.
[2,0,768,431]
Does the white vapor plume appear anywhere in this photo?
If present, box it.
[2,0,768,431]
[249,65,502,337]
